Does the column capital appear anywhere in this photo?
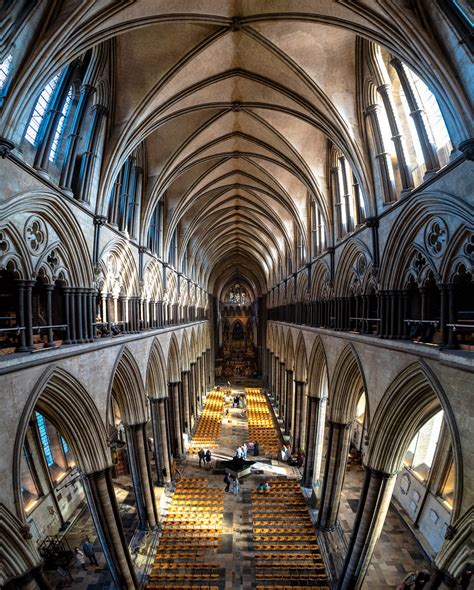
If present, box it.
[363,463,398,479]
[80,83,96,96]
[329,420,352,430]
[0,137,16,158]
[365,216,379,229]
[148,396,165,405]
[94,215,107,226]
[459,138,474,160]
[91,103,108,116]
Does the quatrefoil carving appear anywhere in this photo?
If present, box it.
[425,218,448,257]
[25,217,47,254]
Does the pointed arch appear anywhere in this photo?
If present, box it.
[0,504,42,586]
[108,347,147,425]
[189,327,198,363]
[284,329,295,371]
[167,333,181,383]
[367,361,462,518]
[180,331,191,372]
[307,336,329,400]
[294,332,308,382]
[146,338,167,399]
[14,367,109,520]
[329,344,368,425]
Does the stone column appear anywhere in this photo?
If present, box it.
[135,423,158,528]
[170,382,184,456]
[279,362,286,424]
[390,57,440,176]
[43,285,54,346]
[60,83,95,193]
[14,280,28,351]
[80,468,137,589]
[124,424,147,530]
[24,280,35,350]
[158,398,172,483]
[377,83,414,192]
[303,396,319,487]
[286,370,294,439]
[365,104,395,203]
[445,284,456,348]
[317,420,352,530]
[181,371,191,433]
[76,104,108,202]
[293,381,305,452]
[338,467,396,590]
[149,398,165,485]
[190,362,197,421]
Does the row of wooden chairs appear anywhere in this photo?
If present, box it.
[245,387,282,453]
[147,478,225,589]
[188,389,224,453]
[251,478,329,588]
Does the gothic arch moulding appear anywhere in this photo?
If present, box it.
[366,361,464,554]
[294,332,308,383]
[329,344,369,428]
[0,192,93,287]
[14,366,110,519]
[146,338,167,399]
[107,346,147,426]
[307,336,329,400]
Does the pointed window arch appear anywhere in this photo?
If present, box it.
[25,71,63,145]
[0,54,13,101]
[35,411,54,466]
[49,85,74,162]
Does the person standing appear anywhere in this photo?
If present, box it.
[205,449,212,469]
[198,448,205,467]
[242,442,248,459]
[74,548,87,571]
[233,476,240,495]
[224,472,231,492]
[254,440,259,456]
[82,539,98,566]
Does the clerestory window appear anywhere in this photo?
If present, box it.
[25,72,62,145]
[35,411,54,467]
[49,86,74,162]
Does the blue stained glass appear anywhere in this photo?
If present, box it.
[35,411,54,466]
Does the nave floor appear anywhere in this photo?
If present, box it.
[43,387,432,589]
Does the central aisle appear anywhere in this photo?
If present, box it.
[146,387,329,590]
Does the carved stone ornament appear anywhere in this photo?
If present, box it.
[24,216,47,255]
[425,217,448,257]
[464,233,474,263]
[400,473,411,495]
[0,229,10,255]
[413,251,427,276]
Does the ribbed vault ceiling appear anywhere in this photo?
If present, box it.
[37,0,457,302]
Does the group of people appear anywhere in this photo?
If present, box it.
[235,443,248,459]
[235,440,259,458]
[197,448,212,468]
[280,446,304,468]
[73,539,99,571]
[223,472,240,494]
